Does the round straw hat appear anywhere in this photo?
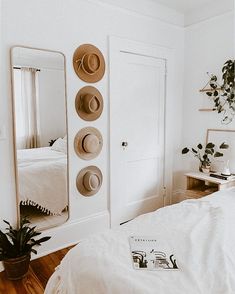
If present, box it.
[75,86,103,121]
[76,166,103,196]
[74,127,103,160]
[73,44,105,83]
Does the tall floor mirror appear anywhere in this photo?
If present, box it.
[11,46,69,230]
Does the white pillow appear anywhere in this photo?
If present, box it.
[51,138,67,154]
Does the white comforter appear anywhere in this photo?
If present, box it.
[45,189,235,294]
[18,147,67,215]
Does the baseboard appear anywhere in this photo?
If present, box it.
[0,210,110,272]
[111,194,164,227]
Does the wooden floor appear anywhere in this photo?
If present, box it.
[0,246,73,294]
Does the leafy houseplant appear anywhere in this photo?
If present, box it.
[206,60,235,124]
[182,142,229,172]
[0,217,51,280]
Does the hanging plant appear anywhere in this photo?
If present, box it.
[206,59,235,124]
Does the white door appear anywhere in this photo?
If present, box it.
[110,38,166,227]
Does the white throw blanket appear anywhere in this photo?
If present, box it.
[45,189,235,294]
[18,147,68,215]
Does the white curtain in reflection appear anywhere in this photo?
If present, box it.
[14,68,40,149]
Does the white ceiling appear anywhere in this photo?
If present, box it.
[152,0,223,13]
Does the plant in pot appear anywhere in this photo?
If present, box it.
[182,142,229,173]
[0,217,51,280]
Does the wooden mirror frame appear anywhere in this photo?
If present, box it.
[10,45,70,230]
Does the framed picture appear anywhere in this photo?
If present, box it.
[206,129,235,174]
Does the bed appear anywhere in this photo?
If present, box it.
[18,146,68,215]
[45,189,235,294]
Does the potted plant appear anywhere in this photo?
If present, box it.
[182,142,229,173]
[0,217,51,280]
[206,59,235,124]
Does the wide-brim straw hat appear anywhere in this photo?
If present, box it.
[74,127,103,160]
[73,44,105,83]
[75,86,103,121]
[76,166,103,196]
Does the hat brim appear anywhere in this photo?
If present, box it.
[74,127,103,160]
[76,166,103,196]
[75,86,103,121]
[73,44,105,83]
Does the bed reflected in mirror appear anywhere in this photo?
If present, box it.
[11,46,69,230]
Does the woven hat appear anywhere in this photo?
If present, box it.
[75,86,103,121]
[76,166,103,196]
[74,127,103,160]
[73,44,105,83]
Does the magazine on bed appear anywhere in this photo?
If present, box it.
[129,236,179,271]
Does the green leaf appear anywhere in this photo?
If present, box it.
[0,230,11,248]
[214,152,223,157]
[3,220,11,227]
[33,236,51,244]
[220,142,229,149]
[205,149,213,155]
[31,248,37,255]
[218,105,223,113]
[191,148,197,154]
[211,75,217,81]
[206,142,215,149]
[197,144,203,150]
[182,147,189,154]
[203,154,208,160]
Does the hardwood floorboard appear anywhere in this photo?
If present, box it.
[0,246,74,294]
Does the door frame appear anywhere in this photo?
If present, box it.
[109,36,174,227]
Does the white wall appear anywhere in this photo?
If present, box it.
[173,12,235,199]
[0,0,184,259]
[94,0,184,26]
[0,0,17,228]
[38,69,66,147]
[185,0,234,27]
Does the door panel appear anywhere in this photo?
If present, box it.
[125,158,160,202]
[110,45,166,227]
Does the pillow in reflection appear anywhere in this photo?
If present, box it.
[51,138,67,154]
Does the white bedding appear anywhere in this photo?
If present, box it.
[45,189,235,294]
[18,147,68,215]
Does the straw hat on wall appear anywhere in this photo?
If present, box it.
[73,44,105,83]
[74,127,103,160]
[76,166,103,196]
[75,86,103,121]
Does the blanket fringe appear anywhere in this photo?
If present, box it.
[20,199,62,216]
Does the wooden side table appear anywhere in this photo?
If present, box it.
[184,172,235,199]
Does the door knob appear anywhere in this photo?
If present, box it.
[122,141,128,147]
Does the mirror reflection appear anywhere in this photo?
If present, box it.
[11,46,69,230]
